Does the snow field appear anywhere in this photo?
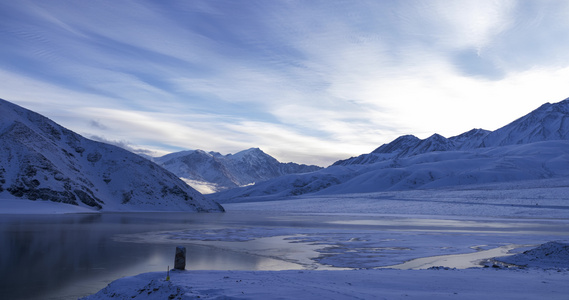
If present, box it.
[82,268,569,300]
[222,178,569,218]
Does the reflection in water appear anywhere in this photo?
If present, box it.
[0,213,295,300]
[1,214,115,300]
[1,212,568,300]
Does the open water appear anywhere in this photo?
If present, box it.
[1,212,568,300]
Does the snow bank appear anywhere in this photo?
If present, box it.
[0,198,95,214]
[82,268,569,300]
[497,241,569,269]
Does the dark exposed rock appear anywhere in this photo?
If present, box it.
[87,152,102,163]
[74,189,103,209]
[0,98,224,212]
[174,246,186,270]
[7,185,78,204]
[122,191,133,204]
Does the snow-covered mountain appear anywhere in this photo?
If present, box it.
[480,99,569,147]
[0,99,224,212]
[210,97,569,203]
[449,128,491,150]
[333,129,492,167]
[155,148,322,193]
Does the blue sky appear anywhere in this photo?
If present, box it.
[1,0,569,166]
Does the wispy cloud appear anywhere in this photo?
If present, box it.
[2,0,569,166]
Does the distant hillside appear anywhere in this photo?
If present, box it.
[155,148,322,193]
[209,97,569,203]
[334,98,569,167]
[0,98,224,212]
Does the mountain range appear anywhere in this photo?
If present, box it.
[3,96,569,210]
[209,97,569,203]
[154,148,322,194]
[0,99,224,212]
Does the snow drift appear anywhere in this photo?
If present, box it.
[497,241,569,269]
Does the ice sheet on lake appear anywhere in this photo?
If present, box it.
[113,216,569,270]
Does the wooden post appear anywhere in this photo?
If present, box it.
[174,246,186,270]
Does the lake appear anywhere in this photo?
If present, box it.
[1,212,568,300]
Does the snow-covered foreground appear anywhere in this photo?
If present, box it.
[83,267,568,300]
[83,181,569,299]
[83,226,569,299]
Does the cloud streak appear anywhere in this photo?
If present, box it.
[2,0,569,166]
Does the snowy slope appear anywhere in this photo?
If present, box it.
[497,241,569,268]
[333,135,420,166]
[449,128,491,150]
[481,98,569,147]
[155,150,237,193]
[155,148,321,193]
[211,140,569,202]
[0,99,224,213]
[333,129,490,167]
[320,140,569,194]
[210,97,569,203]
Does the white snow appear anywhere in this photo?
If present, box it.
[82,179,569,299]
[0,198,95,214]
[154,148,321,193]
[82,267,569,300]
[496,241,569,269]
[5,98,569,299]
[211,140,569,202]
[220,178,569,218]
[180,178,220,195]
[210,99,569,203]
[0,99,224,213]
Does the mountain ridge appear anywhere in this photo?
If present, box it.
[480,98,569,147]
[209,97,569,203]
[334,98,569,167]
[155,147,322,193]
[0,98,224,212]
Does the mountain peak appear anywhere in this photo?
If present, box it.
[229,147,270,161]
[406,133,454,156]
[239,147,264,154]
[426,133,446,140]
[449,128,490,150]
[550,97,569,113]
[372,135,420,154]
[156,147,322,193]
[210,96,569,201]
[0,99,224,212]
[480,97,569,147]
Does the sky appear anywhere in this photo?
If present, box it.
[1,0,569,166]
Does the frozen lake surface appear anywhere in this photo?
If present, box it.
[2,211,568,300]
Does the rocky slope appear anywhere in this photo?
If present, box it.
[0,98,224,212]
